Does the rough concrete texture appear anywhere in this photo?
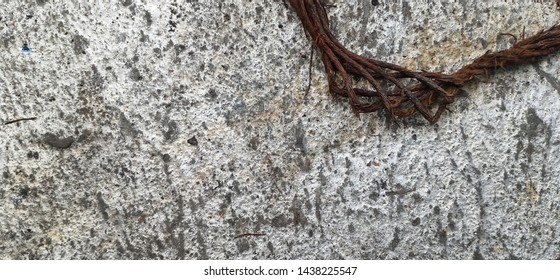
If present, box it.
[1,0,560,259]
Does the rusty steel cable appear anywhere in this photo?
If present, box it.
[288,0,560,123]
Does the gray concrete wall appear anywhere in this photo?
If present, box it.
[1,0,559,259]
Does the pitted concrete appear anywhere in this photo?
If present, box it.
[1,0,559,259]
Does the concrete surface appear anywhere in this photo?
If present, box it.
[1,0,560,259]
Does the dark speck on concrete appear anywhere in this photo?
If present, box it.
[174,44,186,56]
[19,187,30,199]
[389,228,400,250]
[152,47,161,57]
[438,229,447,245]
[119,112,139,137]
[188,198,198,213]
[236,239,250,253]
[96,192,110,220]
[348,223,355,233]
[164,120,178,141]
[515,140,523,161]
[314,187,322,223]
[26,151,39,159]
[248,136,260,150]
[447,213,456,231]
[162,153,171,162]
[318,171,327,186]
[271,214,289,228]
[144,11,153,26]
[473,248,485,260]
[129,67,143,81]
[72,35,89,55]
[294,119,306,152]
[127,3,136,14]
[205,88,217,100]
[524,108,545,138]
[187,136,198,146]
[43,133,74,149]
[168,20,177,32]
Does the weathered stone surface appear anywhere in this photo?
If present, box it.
[1,0,559,259]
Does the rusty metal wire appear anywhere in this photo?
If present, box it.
[289,0,560,123]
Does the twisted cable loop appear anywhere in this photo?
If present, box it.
[288,0,560,123]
